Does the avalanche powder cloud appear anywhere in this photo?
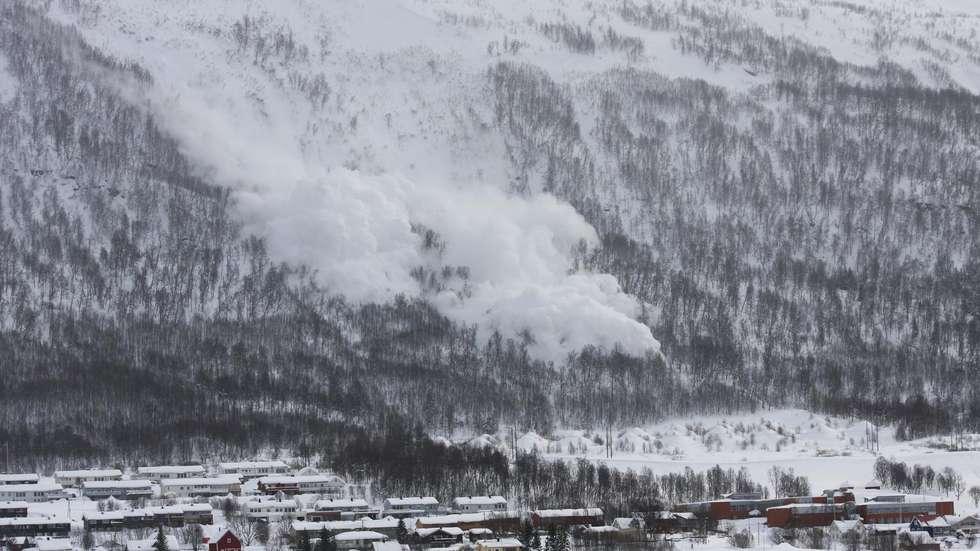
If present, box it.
[49,0,661,363]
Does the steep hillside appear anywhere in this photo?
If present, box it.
[0,0,978,466]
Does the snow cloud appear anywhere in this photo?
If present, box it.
[54,0,660,363]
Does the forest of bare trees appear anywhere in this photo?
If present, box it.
[0,0,978,469]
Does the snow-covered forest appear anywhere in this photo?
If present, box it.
[0,0,978,467]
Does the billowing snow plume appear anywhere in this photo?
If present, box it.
[49,0,660,362]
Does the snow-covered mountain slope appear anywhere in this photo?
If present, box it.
[1,0,979,462]
[39,0,980,363]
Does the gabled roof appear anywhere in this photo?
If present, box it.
[0,501,29,509]
[415,527,465,537]
[914,515,950,528]
[334,531,388,541]
[453,496,507,506]
[314,498,370,509]
[137,465,206,474]
[0,474,39,483]
[258,475,344,485]
[385,497,439,506]
[160,476,240,486]
[478,538,524,549]
[83,480,152,489]
[532,508,603,518]
[54,469,122,478]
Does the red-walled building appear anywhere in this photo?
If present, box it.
[855,501,953,524]
[530,508,604,529]
[766,503,848,528]
[207,530,242,551]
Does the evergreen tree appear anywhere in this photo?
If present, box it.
[82,528,95,551]
[554,527,570,551]
[545,525,557,551]
[396,519,409,544]
[299,531,312,551]
[153,526,169,551]
[316,528,331,551]
[519,521,535,547]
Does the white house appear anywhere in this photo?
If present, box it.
[949,514,980,535]
[453,496,508,513]
[218,461,289,479]
[476,538,524,551]
[32,537,73,551]
[0,474,39,486]
[244,499,300,521]
[160,476,241,497]
[54,469,122,488]
[257,475,345,496]
[126,535,179,551]
[0,483,66,503]
[81,480,153,500]
[136,465,206,482]
[383,497,440,514]
[312,498,371,513]
[292,518,400,537]
[334,530,388,550]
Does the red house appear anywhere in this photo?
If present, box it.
[207,530,242,551]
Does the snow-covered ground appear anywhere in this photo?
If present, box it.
[469,409,980,513]
[36,0,980,363]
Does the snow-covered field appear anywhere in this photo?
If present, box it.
[470,409,980,513]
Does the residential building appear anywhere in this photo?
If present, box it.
[307,498,373,521]
[126,535,179,551]
[33,537,72,551]
[475,538,524,551]
[0,502,29,518]
[948,514,980,535]
[383,497,440,516]
[0,519,71,538]
[135,465,206,482]
[53,469,122,488]
[453,496,508,513]
[0,475,39,486]
[909,515,952,538]
[292,519,401,539]
[256,475,345,496]
[0,483,65,503]
[81,480,153,500]
[160,477,241,497]
[856,501,954,524]
[244,499,300,521]
[530,508,604,529]
[217,461,289,479]
[415,511,521,534]
[206,529,242,551]
[334,530,388,551]
[83,504,213,531]
[411,527,464,546]
[766,503,847,528]
[648,511,705,533]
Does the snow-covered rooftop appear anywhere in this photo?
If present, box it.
[258,475,343,484]
[136,465,206,474]
[219,461,288,469]
[532,508,603,518]
[0,474,39,483]
[314,498,370,509]
[82,480,152,489]
[54,469,121,478]
[453,496,507,506]
[385,497,439,506]
[334,531,388,542]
